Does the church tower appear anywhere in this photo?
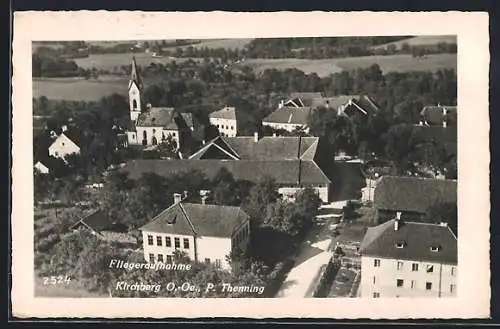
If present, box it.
[129,56,143,122]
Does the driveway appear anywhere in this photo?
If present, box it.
[275,202,346,298]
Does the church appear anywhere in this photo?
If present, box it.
[125,57,204,150]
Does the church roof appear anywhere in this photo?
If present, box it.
[128,56,143,90]
[136,108,193,130]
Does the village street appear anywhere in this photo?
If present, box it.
[275,201,346,298]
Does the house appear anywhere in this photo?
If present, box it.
[121,134,332,202]
[34,161,50,174]
[263,94,379,133]
[419,105,457,128]
[70,209,137,245]
[373,176,457,224]
[209,106,238,137]
[125,57,204,149]
[139,193,251,271]
[48,126,82,160]
[359,215,457,298]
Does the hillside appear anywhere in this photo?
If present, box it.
[371,35,457,50]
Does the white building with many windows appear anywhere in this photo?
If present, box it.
[139,193,251,271]
[359,215,457,298]
[209,106,238,137]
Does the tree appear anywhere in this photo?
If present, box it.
[294,187,322,221]
[383,123,419,174]
[425,202,457,235]
[243,176,280,223]
[210,167,239,206]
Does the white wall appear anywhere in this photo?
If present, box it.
[360,256,457,298]
[135,126,180,147]
[34,162,49,174]
[262,122,310,134]
[196,236,233,270]
[129,82,142,122]
[210,117,237,137]
[48,134,80,159]
[278,185,328,203]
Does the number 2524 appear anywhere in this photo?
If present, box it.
[43,276,71,285]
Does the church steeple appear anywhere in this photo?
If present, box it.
[129,55,143,91]
[129,56,143,122]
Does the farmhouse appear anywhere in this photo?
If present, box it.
[373,176,457,224]
[34,161,50,174]
[419,105,457,128]
[139,192,251,271]
[121,134,332,202]
[359,216,457,298]
[209,106,239,137]
[48,126,82,161]
[70,209,137,245]
[263,94,380,133]
[125,57,204,149]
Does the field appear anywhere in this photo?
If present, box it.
[371,35,457,50]
[74,52,202,71]
[240,53,457,77]
[175,38,254,50]
[33,76,128,101]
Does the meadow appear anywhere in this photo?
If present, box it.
[240,53,457,77]
[371,35,457,50]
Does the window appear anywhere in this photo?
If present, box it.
[156,236,162,246]
[215,259,222,267]
[430,246,441,252]
[149,253,155,263]
[165,236,171,247]
[451,267,456,276]
[62,142,65,146]
[426,282,432,291]
[204,258,211,264]
[172,132,176,137]
[133,99,137,109]
[395,242,405,249]
[157,254,164,262]
[397,261,404,270]
[374,259,381,267]
[396,279,404,288]
[373,276,376,284]
[426,265,434,273]
[174,237,180,248]
[231,126,234,130]
[373,292,380,298]
[183,238,190,249]
[217,124,220,128]
[450,284,456,293]
[166,255,173,263]
[147,235,154,246]
[412,263,419,272]
[411,280,416,289]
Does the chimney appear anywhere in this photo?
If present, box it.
[254,132,259,142]
[279,100,284,109]
[442,120,447,128]
[272,132,277,137]
[394,212,402,231]
[173,193,182,204]
[419,121,423,126]
[325,100,330,108]
[146,103,152,110]
[183,190,189,199]
[439,222,448,227]
[201,195,208,205]
[202,139,206,145]
[61,125,68,132]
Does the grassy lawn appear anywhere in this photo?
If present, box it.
[240,53,456,77]
[74,53,202,70]
[327,267,358,297]
[33,75,129,101]
[175,38,254,50]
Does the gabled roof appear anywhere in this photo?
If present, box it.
[55,128,85,148]
[359,219,457,264]
[209,106,238,120]
[420,105,457,126]
[69,210,114,232]
[136,108,193,130]
[139,202,249,238]
[189,136,319,161]
[121,159,331,185]
[263,107,312,125]
[374,176,457,213]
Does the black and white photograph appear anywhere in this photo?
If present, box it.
[11,11,489,319]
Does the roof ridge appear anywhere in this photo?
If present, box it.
[178,203,198,236]
[138,202,179,231]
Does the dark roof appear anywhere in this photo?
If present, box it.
[139,202,249,237]
[209,106,237,120]
[136,108,193,129]
[413,125,457,156]
[374,176,457,213]
[69,210,114,232]
[129,56,143,90]
[121,159,331,185]
[190,136,319,161]
[263,107,312,125]
[420,106,457,126]
[359,219,457,264]
[61,128,86,147]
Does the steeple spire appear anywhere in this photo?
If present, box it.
[129,56,143,90]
